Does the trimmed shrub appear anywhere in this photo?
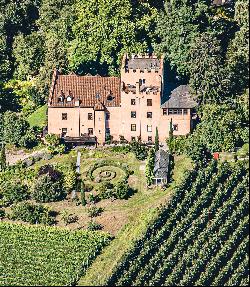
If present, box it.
[0,209,5,219]
[8,202,56,225]
[87,221,103,231]
[130,141,148,160]
[0,182,29,207]
[87,206,104,218]
[31,174,66,203]
[88,160,132,181]
[113,180,133,200]
[61,210,78,225]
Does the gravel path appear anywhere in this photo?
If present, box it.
[6,149,45,166]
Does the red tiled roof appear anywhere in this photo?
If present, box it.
[49,71,121,108]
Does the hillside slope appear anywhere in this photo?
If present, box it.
[105,160,249,286]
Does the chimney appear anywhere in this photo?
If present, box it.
[136,82,140,94]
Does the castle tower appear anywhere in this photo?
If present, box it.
[120,53,164,143]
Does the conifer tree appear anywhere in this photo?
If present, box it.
[168,119,174,153]
[0,145,6,171]
[155,127,159,151]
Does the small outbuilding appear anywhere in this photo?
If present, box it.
[153,149,170,186]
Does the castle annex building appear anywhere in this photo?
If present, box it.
[48,54,197,145]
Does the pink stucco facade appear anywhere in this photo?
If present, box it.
[48,54,196,145]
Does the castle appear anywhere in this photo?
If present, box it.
[47,54,197,145]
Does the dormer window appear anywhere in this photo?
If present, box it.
[66,96,73,102]
[58,90,65,102]
[107,94,114,102]
[58,96,64,103]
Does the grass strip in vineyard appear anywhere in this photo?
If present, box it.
[0,223,111,286]
[108,162,219,285]
[105,161,249,286]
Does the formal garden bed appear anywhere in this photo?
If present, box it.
[0,145,193,235]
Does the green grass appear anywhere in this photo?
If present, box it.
[0,222,111,286]
[92,166,126,184]
[237,143,249,157]
[27,104,47,128]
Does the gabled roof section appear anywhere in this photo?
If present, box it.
[153,149,170,179]
[94,100,105,111]
[48,70,121,108]
[161,85,198,109]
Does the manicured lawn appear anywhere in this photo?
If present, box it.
[27,104,47,128]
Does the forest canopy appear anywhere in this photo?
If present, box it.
[0,0,249,154]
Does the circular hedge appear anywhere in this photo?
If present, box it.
[88,160,132,183]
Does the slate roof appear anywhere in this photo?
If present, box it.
[161,85,198,109]
[49,70,121,108]
[127,58,161,70]
[212,0,230,6]
[153,149,170,179]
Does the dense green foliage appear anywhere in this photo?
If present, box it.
[8,202,56,225]
[2,111,38,148]
[31,165,66,202]
[106,161,249,286]
[0,161,76,209]
[0,222,111,285]
[169,91,249,161]
[0,0,248,154]
[156,0,249,157]
[97,180,134,200]
[45,134,65,155]
[0,145,6,171]
[69,0,157,75]
[0,181,29,207]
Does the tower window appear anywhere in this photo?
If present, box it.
[62,113,67,120]
[147,112,152,118]
[147,125,152,132]
[106,113,110,120]
[131,124,136,131]
[131,99,136,105]
[147,99,152,106]
[88,128,93,135]
[88,113,93,120]
[131,111,136,118]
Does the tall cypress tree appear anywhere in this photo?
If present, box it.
[168,118,174,153]
[155,127,159,151]
[0,145,6,171]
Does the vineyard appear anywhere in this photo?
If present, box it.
[0,222,111,286]
[106,160,249,286]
